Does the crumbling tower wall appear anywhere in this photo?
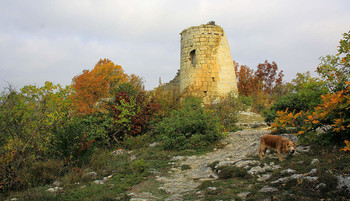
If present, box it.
[179,23,238,102]
[160,23,238,103]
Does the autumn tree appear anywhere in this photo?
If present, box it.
[71,59,141,115]
[234,60,284,96]
[255,60,284,95]
[234,61,255,96]
[234,60,284,113]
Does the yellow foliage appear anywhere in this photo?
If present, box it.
[340,140,350,152]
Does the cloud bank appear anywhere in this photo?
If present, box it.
[1,0,349,90]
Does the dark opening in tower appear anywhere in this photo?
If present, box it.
[189,49,196,68]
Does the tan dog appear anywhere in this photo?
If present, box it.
[259,135,296,161]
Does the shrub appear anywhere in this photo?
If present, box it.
[89,148,114,172]
[263,93,305,125]
[238,95,253,111]
[130,158,149,174]
[209,92,239,132]
[110,83,160,141]
[18,159,64,188]
[271,30,350,147]
[264,71,328,125]
[155,97,222,150]
[51,118,96,166]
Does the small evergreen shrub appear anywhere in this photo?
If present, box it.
[155,97,222,150]
[209,92,239,132]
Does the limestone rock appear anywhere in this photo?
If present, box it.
[248,166,265,175]
[257,173,272,182]
[310,158,320,166]
[337,176,350,191]
[281,169,297,174]
[47,187,63,192]
[238,191,251,199]
[93,180,104,184]
[259,186,278,193]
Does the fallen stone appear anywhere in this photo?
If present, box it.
[234,160,260,168]
[281,169,296,174]
[215,161,236,169]
[316,183,326,190]
[130,155,137,161]
[259,186,278,193]
[84,171,97,179]
[47,187,63,192]
[271,174,318,184]
[93,180,104,184]
[207,187,217,191]
[238,191,251,199]
[257,173,272,182]
[337,176,350,191]
[53,180,61,187]
[271,176,291,184]
[264,162,282,171]
[290,174,304,180]
[172,156,186,161]
[307,168,317,175]
[248,166,265,175]
[150,142,159,147]
[296,146,310,153]
[310,158,320,166]
[304,176,318,182]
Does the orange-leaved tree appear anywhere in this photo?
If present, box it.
[234,60,284,113]
[71,59,135,115]
[234,60,284,96]
[234,61,255,96]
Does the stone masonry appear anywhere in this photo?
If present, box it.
[161,22,238,103]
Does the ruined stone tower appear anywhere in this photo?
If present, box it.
[161,22,238,103]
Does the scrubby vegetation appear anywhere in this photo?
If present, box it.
[269,31,350,147]
[1,30,349,200]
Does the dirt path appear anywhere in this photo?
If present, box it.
[129,129,271,201]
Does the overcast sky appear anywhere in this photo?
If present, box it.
[1,0,349,91]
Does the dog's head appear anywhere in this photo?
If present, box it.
[285,141,296,154]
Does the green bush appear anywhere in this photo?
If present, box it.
[238,95,253,111]
[130,158,149,174]
[263,72,328,125]
[155,97,222,150]
[209,92,239,132]
[51,118,96,167]
[263,93,305,125]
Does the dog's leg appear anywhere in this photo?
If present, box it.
[277,147,283,161]
[259,144,265,159]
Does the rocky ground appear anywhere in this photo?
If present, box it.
[127,129,272,200]
[127,127,350,201]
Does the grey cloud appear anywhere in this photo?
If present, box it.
[0,0,349,91]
